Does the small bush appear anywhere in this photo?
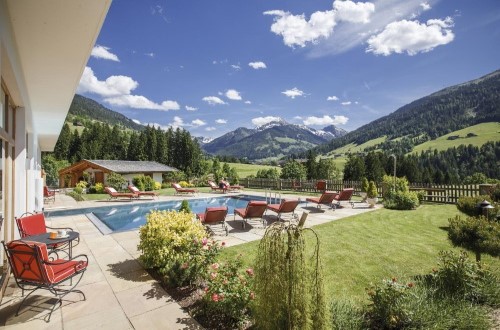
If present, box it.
[384,191,420,210]
[456,195,499,219]
[381,175,409,198]
[106,172,126,190]
[330,299,365,330]
[367,181,377,198]
[178,180,194,188]
[132,175,146,191]
[361,177,369,193]
[179,200,191,213]
[448,215,500,261]
[95,182,105,194]
[154,181,161,190]
[138,210,222,287]
[366,278,415,329]
[87,186,97,194]
[73,180,87,195]
[161,182,170,189]
[200,256,254,326]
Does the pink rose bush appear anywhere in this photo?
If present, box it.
[202,255,254,325]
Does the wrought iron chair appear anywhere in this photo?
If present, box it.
[15,212,77,257]
[2,240,88,322]
[43,186,56,203]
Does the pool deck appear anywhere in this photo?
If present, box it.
[0,190,379,329]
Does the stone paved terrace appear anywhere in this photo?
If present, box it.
[0,190,379,329]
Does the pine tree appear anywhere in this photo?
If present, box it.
[53,123,71,160]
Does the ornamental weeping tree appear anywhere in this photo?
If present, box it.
[253,213,327,330]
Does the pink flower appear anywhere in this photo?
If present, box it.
[180,262,189,270]
[211,293,219,302]
[202,238,208,246]
[249,292,255,300]
[210,272,217,279]
[204,287,209,293]
[221,241,226,247]
[211,263,220,270]
[246,268,254,277]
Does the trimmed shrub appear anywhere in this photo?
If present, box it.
[178,180,194,188]
[73,180,87,195]
[138,210,222,287]
[154,181,161,190]
[361,177,369,193]
[179,200,191,213]
[381,175,409,199]
[383,191,420,210]
[448,215,500,262]
[367,181,378,198]
[457,195,489,217]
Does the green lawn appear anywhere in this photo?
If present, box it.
[223,162,280,178]
[220,204,500,304]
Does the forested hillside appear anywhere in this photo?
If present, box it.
[317,69,500,155]
[68,94,144,131]
[52,122,205,176]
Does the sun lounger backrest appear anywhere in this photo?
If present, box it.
[279,199,300,213]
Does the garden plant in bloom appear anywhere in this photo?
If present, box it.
[138,210,222,286]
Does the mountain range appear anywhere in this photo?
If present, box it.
[67,68,500,161]
[200,118,347,160]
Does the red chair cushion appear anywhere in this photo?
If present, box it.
[17,213,47,237]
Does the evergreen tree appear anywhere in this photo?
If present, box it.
[343,154,365,181]
[53,123,71,160]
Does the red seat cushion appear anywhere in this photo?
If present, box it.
[17,213,47,237]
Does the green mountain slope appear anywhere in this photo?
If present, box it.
[317,69,500,155]
[67,94,144,131]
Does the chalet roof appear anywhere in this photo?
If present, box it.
[88,160,177,173]
[59,159,177,176]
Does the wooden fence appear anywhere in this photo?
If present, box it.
[239,178,493,204]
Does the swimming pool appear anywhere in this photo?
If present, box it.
[46,195,282,234]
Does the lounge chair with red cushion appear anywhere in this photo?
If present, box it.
[196,206,229,235]
[305,191,338,209]
[333,188,355,209]
[208,180,227,193]
[2,239,88,322]
[44,186,56,203]
[266,199,300,221]
[105,187,138,200]
[234,201,268,228]
[128,185,159,198]
[171,183,198,196]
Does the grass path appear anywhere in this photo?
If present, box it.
[220,204,500,304]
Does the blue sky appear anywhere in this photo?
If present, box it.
[77,0,500,138]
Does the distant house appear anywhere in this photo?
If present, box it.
[58,160,177,188]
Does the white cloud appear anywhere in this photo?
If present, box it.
[215,119,227,124]
[202,96,227,105]
[78,66,180,111]
[282,87,305,99]
[341,101,352,105]
[248,61,267,69]
[264,0,375,48]
[105,95,180,111]
[231,64,241,70]
[185,106,198,111]
[192,119,206,127]
[303,115,349,126]
[420,2,431,11]
[333,0,375,24]
[78,67,137,97]
[206,127,216,131]
[91,45,120,61]
[264,9,336,47]
[327,95,339,101]
[245,100,252,104]
[252,116,281,126]
[170,116,184,128]
[294,116,303,120]
[145,52,155,57]
[366,17,454,55]
[310,0,441,57]
[132,119,141,125]
[225,89,242,101]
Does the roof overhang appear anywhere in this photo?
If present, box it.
[5,0,111,151]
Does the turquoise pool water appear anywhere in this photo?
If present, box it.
[46,195,281,233]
